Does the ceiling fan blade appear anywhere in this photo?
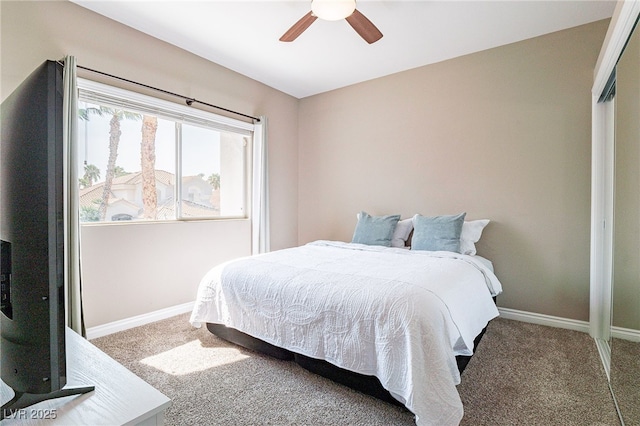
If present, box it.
[280,11,318,42]
[345,9,383,44]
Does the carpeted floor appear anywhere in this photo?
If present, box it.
[610,338,640,424]
[457,319,620,426]
[91,314,621,426]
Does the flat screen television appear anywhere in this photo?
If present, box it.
[1,60,93,418]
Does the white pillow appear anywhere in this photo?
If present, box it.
[391,218,413,248]
[459,219,490,255]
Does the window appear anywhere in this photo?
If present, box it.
[77,79,253,223]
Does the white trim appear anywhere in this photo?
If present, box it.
[590,98,615,340]
[86,301,194,340]
[593,1,640,96]
[611,325,640,342]
[498,307,590,333]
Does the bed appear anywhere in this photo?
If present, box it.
[190,213,502,426]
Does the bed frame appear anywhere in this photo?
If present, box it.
[206,320,489,407]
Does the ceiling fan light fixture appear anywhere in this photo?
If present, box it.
[311,0,357,21]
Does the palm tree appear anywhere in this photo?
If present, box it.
[207,173,221,190]
[80,163,101,188]
[79,104,141,220]
[78,106,104,189]
[141,115,158,220]
[78,106,104,121]
[78,177,90,189]
[98,109,142,221]
[114,166,128,178]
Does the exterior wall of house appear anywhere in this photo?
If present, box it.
[298,19,610,322]
[1,1,299,328]
[220,133,247,217]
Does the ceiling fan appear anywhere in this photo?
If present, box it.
[280,0,383,44]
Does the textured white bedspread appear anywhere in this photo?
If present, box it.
[190,241,502,426]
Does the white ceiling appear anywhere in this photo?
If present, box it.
[71,1,616,99]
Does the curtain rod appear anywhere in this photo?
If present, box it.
[62,62,260,123]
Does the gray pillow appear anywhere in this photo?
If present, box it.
[352,211,401,247]
[411,213,466,253]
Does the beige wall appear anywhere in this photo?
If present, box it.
[1,1,299,327]
[80,220,250,327]
[1,1,610,325]
[298,20,610,321]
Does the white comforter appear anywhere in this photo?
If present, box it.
[190,241,502,426]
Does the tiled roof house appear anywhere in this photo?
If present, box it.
[80,170,218,221]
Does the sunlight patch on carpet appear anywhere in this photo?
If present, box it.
[140,340,250,375]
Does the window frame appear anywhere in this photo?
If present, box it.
[77,78,254,224]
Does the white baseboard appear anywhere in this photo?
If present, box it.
[86,301,194,340]
[611,325,640,342]
[86,303,628,343]
[497,307,590,333]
